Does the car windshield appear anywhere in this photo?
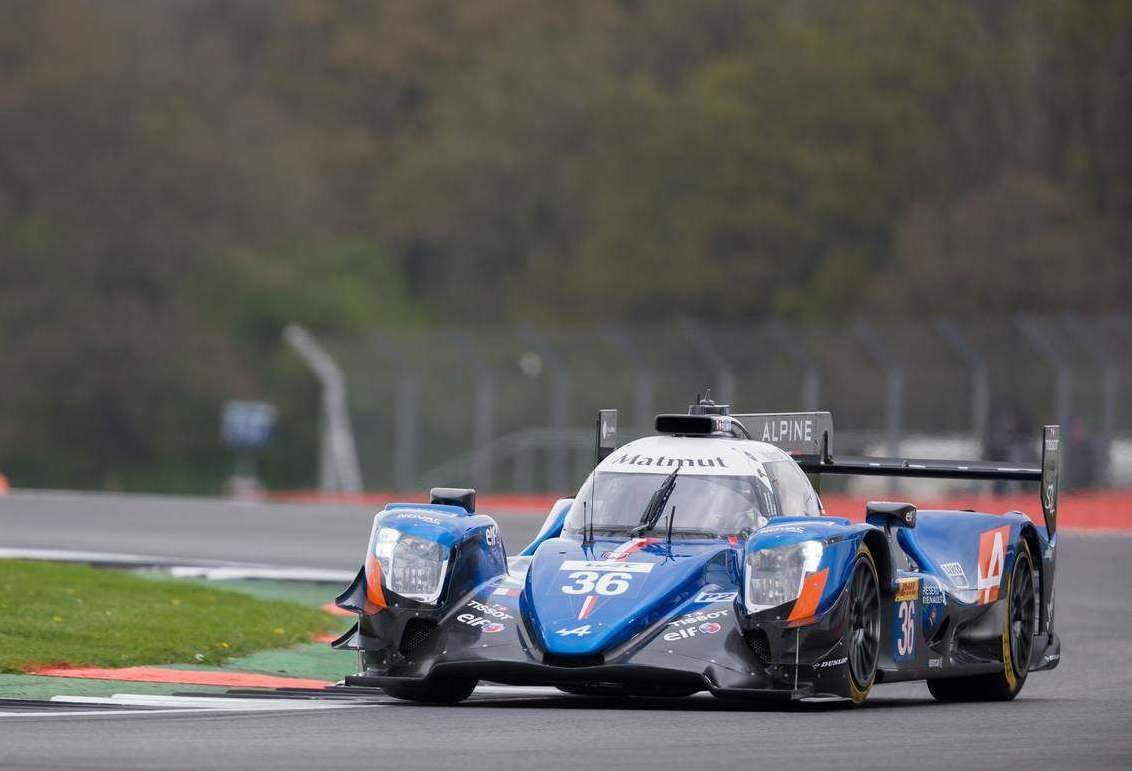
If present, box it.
[564,472,774,537]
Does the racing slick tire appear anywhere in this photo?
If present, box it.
[382,676,478,704]
[927,539,1036,702]
[844,544,881,705]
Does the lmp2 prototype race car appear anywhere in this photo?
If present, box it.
[333,396,1062,706]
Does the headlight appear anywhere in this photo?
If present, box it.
[744,541,823,613]
[372,527,449,604]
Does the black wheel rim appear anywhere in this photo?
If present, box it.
[1010,552,1036,676]
[848,559,880,690]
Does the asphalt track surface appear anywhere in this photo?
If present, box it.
[2,491,1131,770]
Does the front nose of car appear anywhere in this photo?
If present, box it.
[521,538,724,659]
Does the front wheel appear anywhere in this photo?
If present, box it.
[928,539,1036,702]
[844,544,881,705]
[382,676,478,704]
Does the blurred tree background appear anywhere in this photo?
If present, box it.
[1,0,1129,492]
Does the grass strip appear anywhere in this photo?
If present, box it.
[0,560,334,672]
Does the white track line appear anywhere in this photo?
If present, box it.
[0,548,353,583]
[0,685,566,719]
[51,694,371,711]
[0,708,225,718]
[167,566,354,582]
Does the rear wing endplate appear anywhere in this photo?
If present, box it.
[731,412,833,462]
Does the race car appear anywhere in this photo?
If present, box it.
[332,395,1061,705]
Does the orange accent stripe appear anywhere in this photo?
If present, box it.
[31,666,331,689]
[787,568,829,623]
[364,554,387,610]
[578,594,597,620]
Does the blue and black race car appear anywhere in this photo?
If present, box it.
[333,396,1061,705]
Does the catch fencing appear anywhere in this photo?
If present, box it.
[290,315,1132,496]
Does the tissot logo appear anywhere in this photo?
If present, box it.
[612,453,727,469]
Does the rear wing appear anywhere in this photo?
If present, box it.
[594,408,1060,536]
[734,412,1061,537]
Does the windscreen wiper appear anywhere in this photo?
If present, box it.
[631,467,679,537]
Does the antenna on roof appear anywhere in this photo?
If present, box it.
[689,389,730,416]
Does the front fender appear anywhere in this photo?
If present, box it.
[738,517,885,626]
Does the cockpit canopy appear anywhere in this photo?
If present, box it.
[563,435,822,538]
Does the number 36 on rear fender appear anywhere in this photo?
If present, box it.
[894,599,917,660]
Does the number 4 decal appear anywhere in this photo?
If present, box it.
[977,525,1010,605]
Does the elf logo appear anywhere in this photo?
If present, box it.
[976,525,1010,605]
[662,622,722,642]
[457,613,506,632]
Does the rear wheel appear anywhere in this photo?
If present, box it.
[928,539,1035,702]
[382,675,478,704]
[845,545,881,705]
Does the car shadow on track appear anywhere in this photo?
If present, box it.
[411,693,943,712]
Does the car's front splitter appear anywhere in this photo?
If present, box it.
[344,591,857,701]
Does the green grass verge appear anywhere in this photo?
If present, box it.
[0,561,335,673]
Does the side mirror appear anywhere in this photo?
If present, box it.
[430,487,476,513]
[865,501,917,530]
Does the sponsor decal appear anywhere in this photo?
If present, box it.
[976,525,1010,605]
[760,525,808,535]
[484,525,498,547]
[921,578,945,630]
[465,599,512,620]
[668,609,729,628]
[928,657,943,669]
[610,453,728,469]
[599,537,657,561]
[940,561,970,588]
[693,591,737,604]
[393,512,441,525]
[457,613,508,631]
[814,656,848,670]
[920,578,946,605]
[893,600,916,660]
[492,586,520,597]
[1042,652,1060,665]
[556,624,592,637]
[662,622,723,642]
[895,578,920,602]
[560,560,653,573]
[760,418,815,444]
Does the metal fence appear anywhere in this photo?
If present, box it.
[288,315,1132,495]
